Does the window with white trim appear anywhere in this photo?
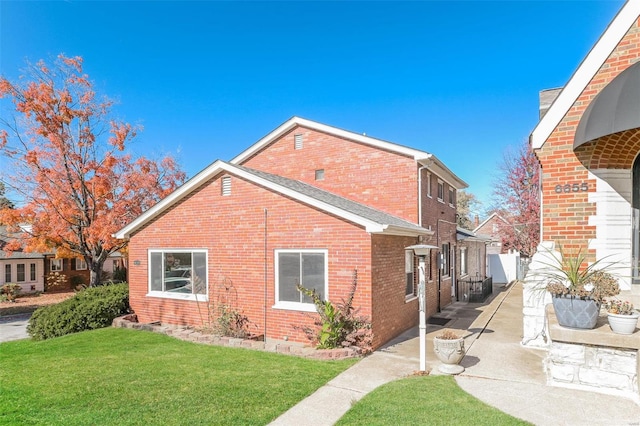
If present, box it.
[449,188,455,206]
[148,250,207,298]
[75,258,87,270]
[50,258,63,272]
[405,251,415,298]
[427,173,432,198]
[16,264,25,282]
[437,180,444,202]
[460,247,468,276]
[5,264,11,283]
[275,249,327,311]
[30,263,37,281]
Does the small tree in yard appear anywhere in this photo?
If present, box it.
[491,140,540,258]
[0,55,185,286]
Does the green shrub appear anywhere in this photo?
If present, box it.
[27,283,130,340]
[1,283,21,302]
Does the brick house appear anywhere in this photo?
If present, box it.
[473,212,511,255]
[530,0,640,290]
[43,253,126,290]
[115,117,467,349]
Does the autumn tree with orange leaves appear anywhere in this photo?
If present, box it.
[0,55,185,286]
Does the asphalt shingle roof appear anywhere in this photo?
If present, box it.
[233,164,428,234]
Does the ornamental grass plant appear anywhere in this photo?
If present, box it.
[541,246,620,303]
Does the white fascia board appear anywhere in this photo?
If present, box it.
[114,160,226,239]
[530,0,640,150]
[227,165,424,235]
[114,159,429,239]
[418,155,468,190]
[230,116,430,165]
[371,226,435,237]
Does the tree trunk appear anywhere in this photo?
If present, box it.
[88,251,109,287]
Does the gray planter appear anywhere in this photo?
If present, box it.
[551,296,600,329]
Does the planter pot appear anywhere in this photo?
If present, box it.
[433,337,465,375]
[607,312,639,335]
[551,296,600,329]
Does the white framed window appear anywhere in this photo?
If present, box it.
[405,251,415,298]
[449,188,455,206]
[50,258,63,272]
[16,264,25,282]
[148,249,208,300]
[5,264,11,283]
[460,248,468,276]
[30,263,37,281]
[427,173,432,198]
[437,180,444,202]
[275,249,327,312]
[75,258,87,270]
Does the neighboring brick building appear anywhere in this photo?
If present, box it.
[473,212,510,255]
[530,0,640,290]
[116,117,467,349]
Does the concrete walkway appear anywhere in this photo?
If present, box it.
[270,282,640,426]
[0,313,31,343]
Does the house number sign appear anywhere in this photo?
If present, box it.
[554,182,589,193]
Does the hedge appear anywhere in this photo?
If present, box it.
[27,283,131,340]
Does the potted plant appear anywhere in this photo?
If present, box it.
[604,299,639,335]
[542,247,619,329]
[433,329,465,375]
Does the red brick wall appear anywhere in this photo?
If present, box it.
[239,125,420,223]
[127,171,374,346]
[536,18,640,253]
[370,235,419,347]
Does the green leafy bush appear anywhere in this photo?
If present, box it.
[27,283,130,340]
[297,269,373,352]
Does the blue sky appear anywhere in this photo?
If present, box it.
[0,0,626,216]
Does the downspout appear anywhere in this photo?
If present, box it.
[263,208,268,342]
[418,165,427,226]
[417,159,433,227]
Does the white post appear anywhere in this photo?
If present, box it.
[418,256,427,371]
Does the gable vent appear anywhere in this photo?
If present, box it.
[294,134,303,150]
[221,176,231,196]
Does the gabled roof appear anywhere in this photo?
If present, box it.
[473,212,510,234]
[114,161,433,239]
[530,0,640,150]
[230,116,468,190]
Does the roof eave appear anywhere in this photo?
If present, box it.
[530,0,640,150]
[230,116,432,165]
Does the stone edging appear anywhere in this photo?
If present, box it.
[112,314,363,360]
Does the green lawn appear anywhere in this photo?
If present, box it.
[337,375,532,426]
[0,327,355,425]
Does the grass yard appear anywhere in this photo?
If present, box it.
[337,375,532,426]
[0,327,356,425]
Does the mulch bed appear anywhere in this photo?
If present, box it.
[0,291,75,316]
